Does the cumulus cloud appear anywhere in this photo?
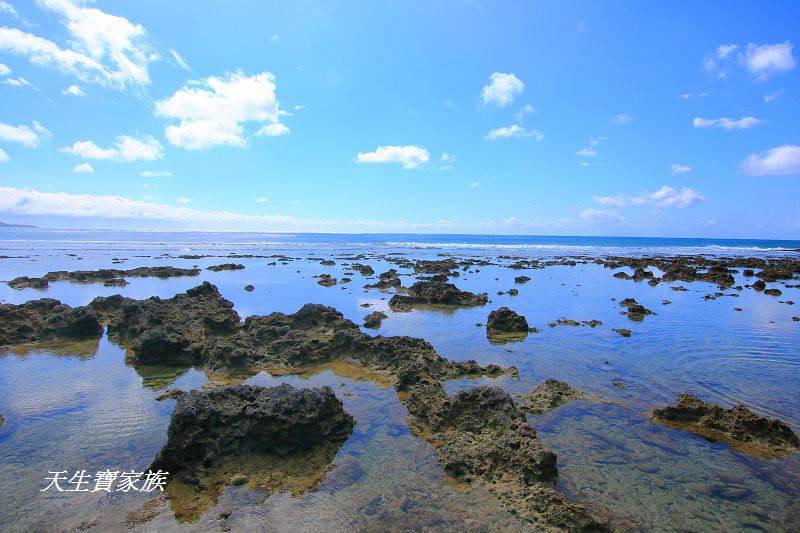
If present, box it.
[704,41,795,81]
[0,62,9,76]
[0,120,50,147]
[62,84,85,96]
[742,42,796,81]
[480,72,524,108]
[594,186,704,208]
[693,116,763,130]
[740,145,800,176]
[255,123,290,137]
[72,162,93,173]
[484,124,543,141]
[0,0,155,90]
[140,170,171,177]
[155,71,288,150]
[576,137,604,157]
[579,208,624,225]
[356,145,430,169]
[671,164,692,174]
[60,135,163,161]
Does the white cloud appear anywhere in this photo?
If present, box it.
[480,72,524,108]
[764,89,783,103]
[140,170,171,177]
[693,116,763,130]
[671,164,692,174]
[579,208,624,225]
[468,182,480,187]
[513,104,535,123]
[441,152,455,162]
[0,121,50,147]
[60,134,163,161]
[740,145,800,176]
[356,145,430,169]
[72,162,93,173]
[576,137,604,157]
[0,147,8,162]
[0,62,9,76]
[594,186,704,208]
[62,84,85,96]
[254,196,269,203]
[155,71,287,150]
[704,41,795,81]
[169,49,190,72]
[742,42,796,81]
[176,197,191,204]
[270,34,280,43]
[611,113,634,125]
[0,0,155,90]
[293,104,304,111]
[680,91,709,99]
[484,124,543,141]
[1,76,30,86]
[255,123,290,137]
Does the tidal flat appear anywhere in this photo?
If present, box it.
[0,234,799,532]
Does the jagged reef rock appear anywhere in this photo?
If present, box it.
[389,280,488,310]
[520,379,583,415]
[0,299,102,345]
[8,266,200,289]
[652,394,800,458]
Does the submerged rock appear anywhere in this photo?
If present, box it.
[404,384,611,531]
[613,328,632,337]
[350,263,375,276]
[520,379,583,415]
[389,280,488,310]
[0,299,102,345]
[316,274,337,287]
[150,384,355,476]
[652,394,800,458]
[363,311,387,329]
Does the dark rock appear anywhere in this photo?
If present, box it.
[156,389,186,401]
[89,282,239,364]
[244,284,255,292]
[0,299,102,345]
[8,266,200,289]
[316,274,337,287]
[764,288,782,296]
[752,280,766,291]
[613,328,632,337]
[508,288,519,296]
[520,379,583,415]
[364,269,402,289]
[351,263,375,276]
[514,276,531,284]
[486,307,529,333]
[619,298,654,321]
[320,260,335,266]
[207,263,245,272]
[388,281,488,309]
[652,394,800,458]
[363,311,387,329]
[150,384,355,476]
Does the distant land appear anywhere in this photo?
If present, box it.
[0,221,38,228]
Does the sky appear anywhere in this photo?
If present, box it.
[0,0,798,238]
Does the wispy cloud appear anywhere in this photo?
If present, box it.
[704,41,796,81]
[72,162,94,173]
[576,137,605,157]
[484,124,543,141]
[60,135,163,161]
[169,49,191,72]
[693,116,763,130]
[0,121,50,147]
[594,186,704,208]
[671,164,692,174]
[610,113,634,125]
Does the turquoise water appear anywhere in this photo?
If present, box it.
[0,232,798,531]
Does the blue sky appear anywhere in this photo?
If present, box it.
[0,0,798,237]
